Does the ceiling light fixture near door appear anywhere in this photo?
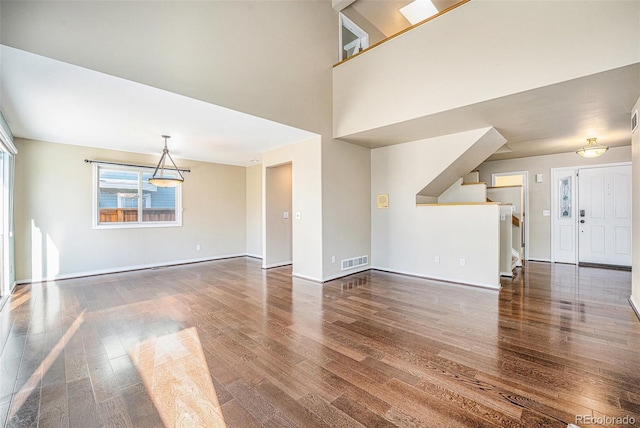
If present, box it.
[149,135,185,187]
[576,137,608,158]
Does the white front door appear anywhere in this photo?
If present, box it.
[578,165,632,266]
[552,168,577,264]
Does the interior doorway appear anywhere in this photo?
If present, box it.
[491,171,529,261]
[263,163,293,269]
[339,13,369,61]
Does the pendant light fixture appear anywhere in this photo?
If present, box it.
[576,137,608,158]
[149,135,184,187]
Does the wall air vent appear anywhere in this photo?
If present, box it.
[341,255,369,271]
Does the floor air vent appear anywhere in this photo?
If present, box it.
[341,255,368,271]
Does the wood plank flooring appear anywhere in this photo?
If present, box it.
[0,258,639,427]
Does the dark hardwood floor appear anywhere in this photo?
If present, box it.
[0,258,639,427]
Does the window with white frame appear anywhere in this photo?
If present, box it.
[93,164,182,228]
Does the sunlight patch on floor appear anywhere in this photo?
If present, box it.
[129,326,227,427]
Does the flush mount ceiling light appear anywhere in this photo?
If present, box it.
[576,137,609,158]
[399,0,439,25]
[149,135,185,187]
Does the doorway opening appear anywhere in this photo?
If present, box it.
[263,163,292,269]
[339,13,369,61]
[491,171,529,261]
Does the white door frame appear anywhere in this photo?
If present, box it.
[550,161,631,264]
[338,13,369,61]
[491,171,529,261]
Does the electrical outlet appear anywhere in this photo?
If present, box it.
[434,256,440,263]
[459,258,465,267]
[196,245,201,251]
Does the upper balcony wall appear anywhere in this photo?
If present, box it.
[333,0,640,139]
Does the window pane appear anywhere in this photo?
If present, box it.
[98,168,139,223]
[142,172,176,222]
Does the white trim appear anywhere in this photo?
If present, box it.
[16,253,247,285]
[338,12,369,60]
[322,266,370,282]
[371,266,500,290]
[630,296,640,321]
[500,272,513,277]
[491,171,529,261]
[291,272,324,283]
[0,123,17,155]
[528,258,551,262]
[93,163,182,229]
[246,253,263,260]
[262,261,292,269]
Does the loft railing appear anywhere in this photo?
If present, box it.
[334,0,471,68]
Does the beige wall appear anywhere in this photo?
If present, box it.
[322,139,371,280]
[478,146,632,261]
[14,139,246,282]
[371,130,503,288]
[263,138,323,282]
[631,96,640,316]
[2,1,373,285]
[245,164,262,258]
[0,1,338,135]
[333,1,640,138]
[264,163,292,267]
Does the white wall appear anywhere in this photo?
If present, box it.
[478,147,632,261]
[245,164,262,258]
[631,96,640,317]
[487,186,523,254]
[334,0,640,137]
[263,138,323,282]
[499,205,513,277]
[14,138,247,282]
[264,163,292,268]
[371,131,502,288]
[437,179,486,203]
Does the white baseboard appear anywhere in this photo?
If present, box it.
[527,258,552,263]
[291,272,324,283]
[262,261,292,269]
[630,295,640,321]
[321,266,370,282]
[500,272,514,277]
[246,253,263,260]
[16,253,247,285]
[371,266,500,290]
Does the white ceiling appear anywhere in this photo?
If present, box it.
[0,46,318,167]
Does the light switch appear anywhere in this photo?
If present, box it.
[295,211,301,220]
[500,213,506,221]
[283,211,289,219]
[536,174,543,183]
[542,210,550,216]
